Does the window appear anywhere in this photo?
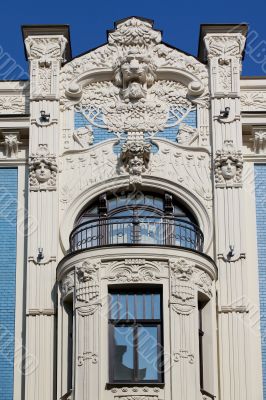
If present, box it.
[108,288,163,383]
[198,296,215,398]
[71,191,203,252]
[198,302,204,390]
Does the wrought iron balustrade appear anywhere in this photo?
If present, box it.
[69,215,204,253]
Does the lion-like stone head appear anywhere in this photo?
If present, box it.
[114,48,157,101]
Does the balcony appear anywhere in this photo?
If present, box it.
[69,215,204,253]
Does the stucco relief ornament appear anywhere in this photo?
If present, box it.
[73,125,94,148]
[214,140,243,188]
[61,16,208,137]
[60,271,74,299]
[241,91,266,111]
[29,144,58,191]
[121,132,151,184]
[108,259,161,282]
[1,132,22,158]
[177,123,198,145]
[169,259,195,315]
[0,96,26,114]
[76,261,100,303]
[25,36,67,65]
[204,34,245,61]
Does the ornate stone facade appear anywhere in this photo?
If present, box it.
[2,16,266,400]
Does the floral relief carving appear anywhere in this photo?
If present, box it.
[1,132,22,158]
[29,144,58,191]
[25,36,67,98]
[38,65,52,95]
[204,34,245,61]
[0,96,27,114]
[76,261,100,303]
[60,17,209,141]
[25,36,67,64]
[241,91,266,111]
[108,259,161,282]
[108,17,161,46]
[214,140,243,188]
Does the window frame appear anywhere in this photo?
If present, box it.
[108,286,164,384]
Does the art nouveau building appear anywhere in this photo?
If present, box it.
[1,17,266,400]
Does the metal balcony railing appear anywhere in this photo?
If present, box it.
[69,216,204,253]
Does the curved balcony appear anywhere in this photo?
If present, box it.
[69,215,204,253]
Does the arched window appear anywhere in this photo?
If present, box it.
[70,191,203,252]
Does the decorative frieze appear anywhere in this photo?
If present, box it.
[0,95,27,114]
[108,259,161,282]
[29,144,58,191]
[214,140,243,187]
[241,91,266,111]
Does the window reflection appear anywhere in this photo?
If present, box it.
[109,290,162,383]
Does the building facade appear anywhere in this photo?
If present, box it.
[0,17,266,400]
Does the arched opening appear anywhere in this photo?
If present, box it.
[69,191,203,252]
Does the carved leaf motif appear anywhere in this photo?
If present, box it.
[108,263,161,282]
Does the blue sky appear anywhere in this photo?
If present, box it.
[1,0,266,79]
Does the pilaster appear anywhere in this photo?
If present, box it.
[203,27,251,400]
[23,27,69,400]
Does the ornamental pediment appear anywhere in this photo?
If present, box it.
[60,17,209,121]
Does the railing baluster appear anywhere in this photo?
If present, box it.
[70,216,204,253]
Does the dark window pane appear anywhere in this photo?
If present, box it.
[153,294,161,319]
[113,327,134,381]
[118,294,127,319]
[128,294,135,319]
[145,294,152,319]
[110,294,119,319]
[137,327,159,380]
[136,294,144,319]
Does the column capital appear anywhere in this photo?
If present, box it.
[22,25,71,62]
[198,24,248,62]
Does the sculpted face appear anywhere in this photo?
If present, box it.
[115,50,156,101]
[221,158,237,180]
[129,156,143,175]
[121,53,150,85]
[35,161,51,183]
